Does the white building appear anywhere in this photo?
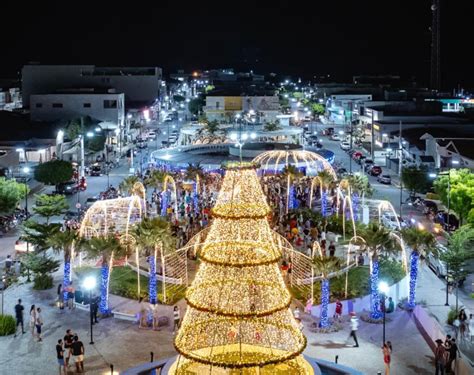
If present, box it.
[22,65,162,107]
[204,95,280,123]
[30,90,125,125]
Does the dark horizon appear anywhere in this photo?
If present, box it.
[1,0,473,89]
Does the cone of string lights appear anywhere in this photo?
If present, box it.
[171,162,312,374]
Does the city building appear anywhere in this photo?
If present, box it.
[204,95,280,123]
[0,79,22,111]
[22,64,162,107]
[30,90,125,126]
[326,94,373,124]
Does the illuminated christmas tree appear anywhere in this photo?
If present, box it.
[172,162,312,374]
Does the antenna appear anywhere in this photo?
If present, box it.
[430,0,441,91]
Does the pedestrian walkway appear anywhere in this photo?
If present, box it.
[416,265,474,366]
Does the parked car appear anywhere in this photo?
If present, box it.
[90,164,102,176]
[340,141,351,151]
[147,131,157,140]
[427,243,448,277]
[63,210,80,221]
[363,159,374,170]
[377,174,391,184]
[352,151,363,160]
[85,196,99,208]
[323,127,334,136]
[330,134,341,141]
[56,180,78,195]
[369,165,382,176]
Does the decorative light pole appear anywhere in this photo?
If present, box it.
[83,276,97,345]
[378,281,389,345]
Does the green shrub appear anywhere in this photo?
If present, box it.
[158,288,186,305]
[447,307,459,325]
[0,315,16,336]
[425,192,440,200]
[33,274,53,290]
[379,257,406,286]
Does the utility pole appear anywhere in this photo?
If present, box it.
[399,121,403,217]
[80,117,85,178]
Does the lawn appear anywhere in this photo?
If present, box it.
[74,265,185,304]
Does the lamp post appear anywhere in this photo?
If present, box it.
[22,167,31,282]
[83,276,96,345]
[378,281,389,345]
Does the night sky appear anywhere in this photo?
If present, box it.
[1,0,472,88]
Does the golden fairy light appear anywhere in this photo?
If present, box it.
[172,164,312,374]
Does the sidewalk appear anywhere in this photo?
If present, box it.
[416,265,474,366]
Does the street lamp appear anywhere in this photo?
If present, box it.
[378,281,389,345]
[83,276,96,345]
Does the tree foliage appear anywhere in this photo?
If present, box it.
[34,160,74,186]
[311,103,325,115]
[434,169,474,225]
[401,165,432,196]
[33,194,69,223]
[205,120,220,135]
[21,220,62,252]
[312,256,342,278]
[173,95,185,102]
[263,120,281,132]
[441,225,474,282]
[133,217,176,256]
[345,174,373,197]
[188,96,205,115]
[119,176,140,196]
[400,227,436,256]
[0,177,28,215]
[47,229,78,262]
[184,163,205,181]
[356,222,399,260]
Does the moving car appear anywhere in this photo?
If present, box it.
[90,164,102,176]
[368,165,382,176]
[85,196,99,208]
[340,141,351,151]
[363,159,374,171]
[377,174,391,184]
[330,134,341,141]
[56,180,78,195]
[427,243,448,277]
[15,239,35,254]
[352,151,363,160]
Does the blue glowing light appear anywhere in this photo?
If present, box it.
[100,264,110,314]
[320,279,331,328]
[149,255,157,304]
[63,261,71,302]
[321,191,329,217]
[370,259,382,319]
[160,190,168,217]
[288,185,297,209]
[352,193,360,222]
[408,251,419,308]
[193,183,199,215]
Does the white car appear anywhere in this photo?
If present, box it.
[340,141,351,150]
[15,239,35,254]
[330,134,341,141]
[427,243,448,277]
[147,131,157,140]
[380,214,407,230]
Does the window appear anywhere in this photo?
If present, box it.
[104,100,117,109]
[83,103,91,108]
[35,103,42,108]
[216,102,220,109]
[52,103,63,108]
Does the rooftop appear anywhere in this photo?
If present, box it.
[0,111,60,142]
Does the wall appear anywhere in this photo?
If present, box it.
[22,65,161,107]
[310,275,409,317]
[30,93,125,124]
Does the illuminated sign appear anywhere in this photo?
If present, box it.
[224,97,242,111]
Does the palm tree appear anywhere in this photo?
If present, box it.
[133,217,176,304]
[47,229,78,302]
[312,256,342,328]
[144,170,167,190]
[400,227,436,308]
[356,223,398,319]
[119,176,140,196]
[184,163,205,181]
[317,170,335,217]
[79,235,129,313]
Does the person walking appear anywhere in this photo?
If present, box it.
[72,335,85,373]
[173,305,181,334]
[152,305,160,331]
[66,282,75,309]
[469,314,474,343]
[91,296,99,324]
[29,304,37,338]
[56,339,67,375]
[348,312,359,347]
[328,241,336,257]
[382,342,392,375]
[63,329,75,367]
[446,337,459,374]
[57,284,64,310]
[35,307,43,342]
[435,339,448,375]
[13,299,25,337]
[138,297,149,329]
